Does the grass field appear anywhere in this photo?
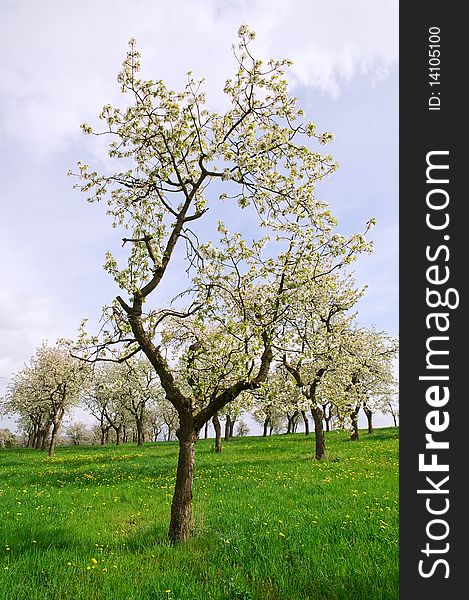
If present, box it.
[0,428,398,600]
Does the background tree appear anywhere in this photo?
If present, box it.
[84,363,129,446]
[235,419,250,437]
[2,342,86,457]
[282,272,362,459]
[71,27,372,542]
[65,421,91,446]
[251,378,286,437]
[381,394,399,427]
[339,327,398,441]
[0,429,18,448]
[120,359,163,446]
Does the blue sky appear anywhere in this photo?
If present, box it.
[0,0,398,429]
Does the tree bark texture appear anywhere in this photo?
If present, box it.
[350,406,360,441]
[168,429,197,543]
[224,415,231,441]
[311,406,326,460]
[48,423,60,458]
[363,406,373,434]
[212,414,222,453]
[301,410,310,435]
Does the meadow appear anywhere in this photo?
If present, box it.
[0,428,398,600]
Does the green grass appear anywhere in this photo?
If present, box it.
[0,428,398,600]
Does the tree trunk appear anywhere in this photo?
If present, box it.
[204,421,209,439]
[269,425,273,436]
[263,416,270,437]
[292,414,299,433]
[115,426,122,446]
[311,406,326,460]
[364,407,373,434]
[224,415,231,442]
[350,406,360,441]
[229,418,235,439]
[212,414,222,453]
[168,428,197,543]
[301,410,309,435]
[136,420,144,446]
[392,413,398,427]
[39,422,52,451]
[48,422,60,458]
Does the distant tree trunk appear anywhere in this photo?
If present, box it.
[204,421,209,439]
[40,433,48,451]
[269,425,273,436]
[263,416,271,437]
[212,414,222,453]
[392,412,398,427]
[39,422,52,451]
[115,425,122,446]
[350,405,360,441]
[363,406,373,434]
[311,406,326,460]
[294,411,299,432]
[48,427,59,457]
[286,411,299,433]
[48,410,64,458]
[31,424,41,448]
[301,410,310,435]
[229,418,235,439]
[224,415,231,441]
[168,424,197,543]
[100,426,109,445]
[136,419,144,446]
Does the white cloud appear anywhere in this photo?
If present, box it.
[0,0,398,157]
[0,290,59,376]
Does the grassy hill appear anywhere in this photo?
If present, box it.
[0,428,398,600]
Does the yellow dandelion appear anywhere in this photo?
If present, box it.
[91,558,98,564]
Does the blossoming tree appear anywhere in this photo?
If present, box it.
[71,27,372,542]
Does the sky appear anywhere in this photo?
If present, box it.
[0,0,398,431]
